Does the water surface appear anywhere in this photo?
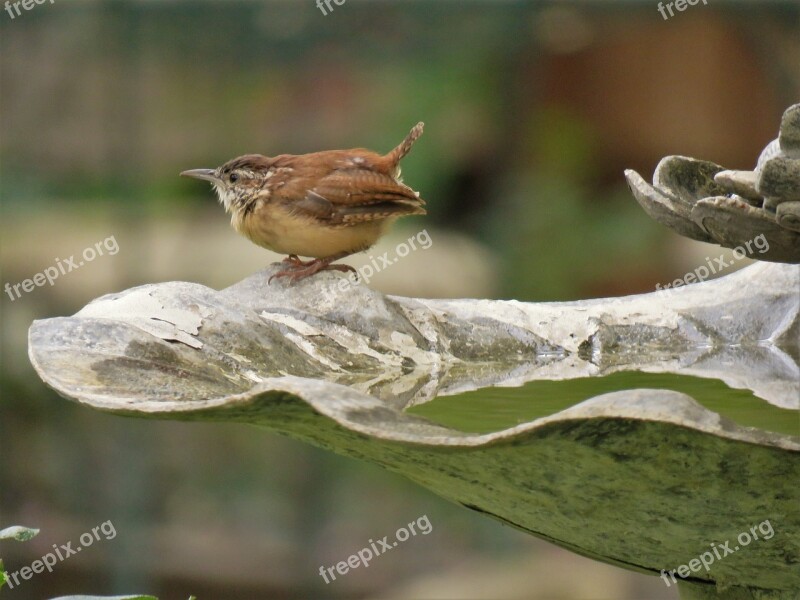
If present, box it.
[408,372,800,437]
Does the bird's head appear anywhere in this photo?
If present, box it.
[181,154,273,214]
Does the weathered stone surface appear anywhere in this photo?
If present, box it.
[777,201,800,232]
[28,263,799,410]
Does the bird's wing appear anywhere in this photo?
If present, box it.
[290,170,426,225]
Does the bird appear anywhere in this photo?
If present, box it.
[181,123,427,283]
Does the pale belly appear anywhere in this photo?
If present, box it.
[234,206,390,258]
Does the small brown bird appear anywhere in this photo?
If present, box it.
[181,123,426,282]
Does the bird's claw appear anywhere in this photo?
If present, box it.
[275,254,315,268]
[269,258,357,284]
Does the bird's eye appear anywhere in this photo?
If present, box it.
[229,173,239,183]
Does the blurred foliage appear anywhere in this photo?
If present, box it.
[491,175,664,300]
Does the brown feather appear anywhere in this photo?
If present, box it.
[312,171,424,206]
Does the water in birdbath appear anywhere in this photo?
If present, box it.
[406,371,799,437]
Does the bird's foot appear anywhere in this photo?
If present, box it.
[269,258,357,284]
[275,254,315,268]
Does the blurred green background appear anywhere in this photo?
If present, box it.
[1,1,798,598]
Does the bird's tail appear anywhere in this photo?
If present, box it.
[385,122,424,165]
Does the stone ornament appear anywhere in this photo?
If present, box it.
[626,103,800,263]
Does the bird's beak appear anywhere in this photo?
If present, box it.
[180,168,218,183]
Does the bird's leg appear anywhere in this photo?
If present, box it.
[269,252,357,284]
[276,254,316,268]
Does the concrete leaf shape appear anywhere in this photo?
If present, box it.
[27,261,800,596]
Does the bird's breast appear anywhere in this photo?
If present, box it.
[233,202,387,258]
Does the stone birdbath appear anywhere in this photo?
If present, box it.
[28,105,800,599]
